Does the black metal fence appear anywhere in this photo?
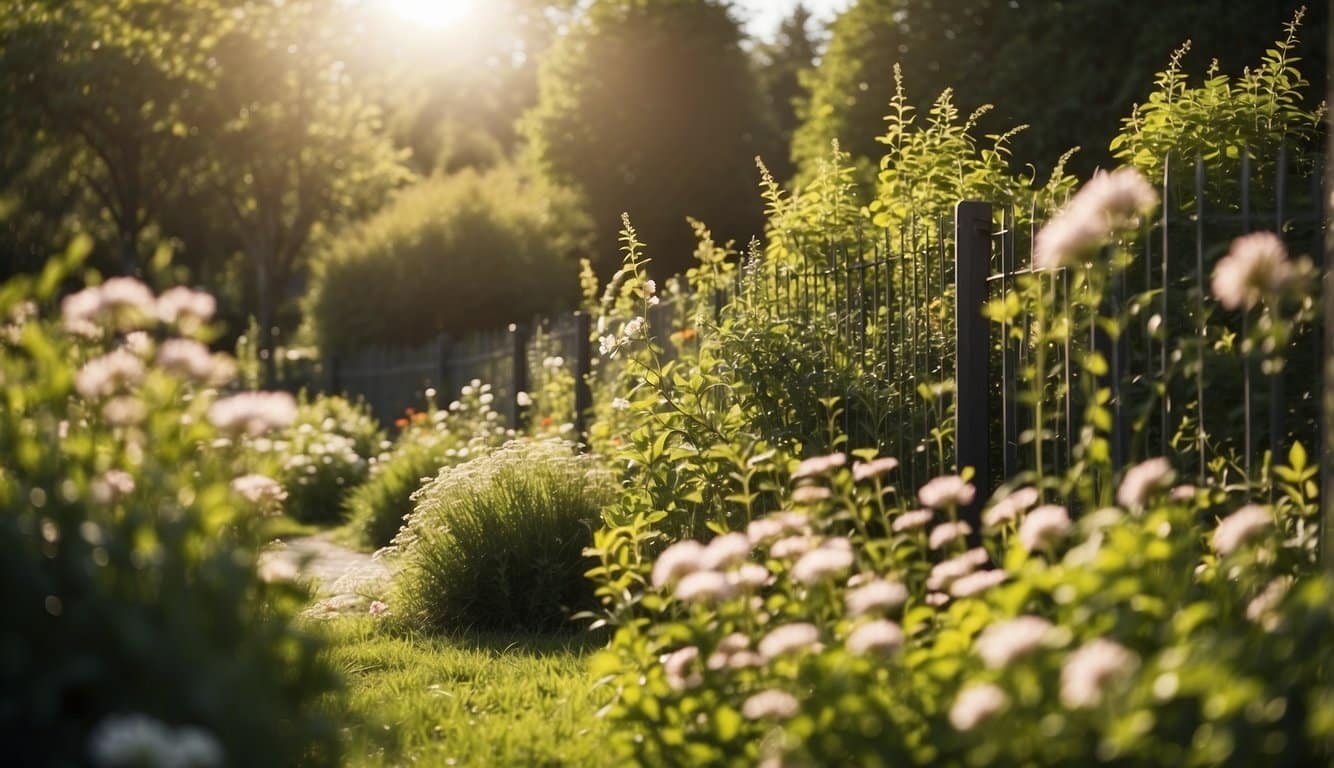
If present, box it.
[321,148,1323,519]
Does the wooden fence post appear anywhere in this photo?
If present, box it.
[573,311,593,449]
[955,201,993,527]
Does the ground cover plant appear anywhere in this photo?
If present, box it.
[0,243,338,766]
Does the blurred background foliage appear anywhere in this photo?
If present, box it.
[0,0,1325,363]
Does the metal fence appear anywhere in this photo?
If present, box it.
[321,147,1323,526]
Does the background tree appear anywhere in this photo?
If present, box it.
[793,0,1327,183]
[753,3,820,183]
[522,0,780,278]
[198,0,409,383]
[0,0,218,276]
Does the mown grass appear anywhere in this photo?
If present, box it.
[317,617,613,767]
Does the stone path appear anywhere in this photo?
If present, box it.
[259,533,394,618]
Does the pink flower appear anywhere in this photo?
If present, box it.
[975,616,1055,669]
[949,684,1009,731]
[792,452,847,480]
[845,579,909,617]
[846,620,904,656]
[949,569,1007,598]
[892,509,934,532]
[368,600,389,616]
[928,521,973,550]
[1212,505,1272,556]
[662,646,702,691]
[1034,167,1158,269]
[852,457,900,482]
[742,690,799,720]
[759,623,821,659]
[1060,639,1137,709]
[983,487,1039,527]
[1018,505,1071,552]
[1211,231,1292,310]
[791,544,855,584]
[651,540,705,588]
[207,391,297,436]
[1116,457,1175,508]
[918,475,976,510]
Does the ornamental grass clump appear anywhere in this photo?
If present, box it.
[391,439,614,633]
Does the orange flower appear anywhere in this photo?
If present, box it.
[540,415,555,428]
[395,418,409,429]
[678,327,697,341]
[412,411,427,424]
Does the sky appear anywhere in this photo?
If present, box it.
[732,0,851,42]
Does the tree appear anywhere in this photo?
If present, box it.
[0,0,218,276]
[198,0,409,383]
[522,0,780,278]
[793,0,1326,183]
[753,3,820,182]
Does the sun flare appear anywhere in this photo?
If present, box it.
[384,0,477,29]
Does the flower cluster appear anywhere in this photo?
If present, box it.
[1033,167,1158,269]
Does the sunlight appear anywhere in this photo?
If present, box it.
[383,0,477,29]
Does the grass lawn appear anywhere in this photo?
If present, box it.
[318,617,613,767]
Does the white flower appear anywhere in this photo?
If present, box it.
[926,548,989,591]
[231,474,287,508]
[925,591,950,607]
[791,544,855,584]
[729,562,771,589]
[845,579,909,617]
[790,485,831,504]
[1212,504,1272,556]
[1034,167,1158,269]
[610,397,630,411]
[1060,638,1138,709]
[1116,457,1175,508]
[542,355,565,370]
[102,396,146,426]
[651,540,706,588]
[1211,231,1293,310]
[93,469,136,503]
[622,316,645,339]
[792,452,846,480]
[157,339,216,381]
[515,391,532,407]
[852,456,900,482]
[674,571,736,604]
[892,509,934,532]
[742,690,800,720]
[846,619,904,656]
[76,349,145,399]
[643,279,657,297]
[928,520,973,550]
[207,391,297,436]
[759,622,822,659]
[61,287,104,331]
[918,475,976,510]
[707,633,754,670]
[1246,576,1292,631]
[662,646,702,691]
[950,568,1007,598]
[1018,505,1072,552]
[369,600,389,616]
[746,518,786,546]
[156,286,216,328]
[89,713,222,768]
[975,616,1055,669]
[598,334,618,356]
[701,532,752,571]
[1170,484,1197,502]
[769,535,818,560]
[983,487,1040,527]
[949,684,1009,731]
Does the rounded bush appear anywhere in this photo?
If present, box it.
[392,440,614,633]
[263,394,383,524]
[305,164,592,354]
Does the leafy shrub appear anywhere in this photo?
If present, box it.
[305,163,592,354]
[391,439,615,633]
[247,393,384,523]
[0,245,337,766]
[343,381,511,548]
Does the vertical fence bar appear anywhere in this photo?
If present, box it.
[1001,205,1018,479]
[572,311,593,448]
[1194,156,1208,483]
[1323,25,1334,568]
[955,201,993,524]
[1160,154,1172,456]
[1271,143,1289,482]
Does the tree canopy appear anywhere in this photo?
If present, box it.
[793,0,1326,182]
[522,0,780,278]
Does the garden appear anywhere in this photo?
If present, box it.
[2,1,1333,766]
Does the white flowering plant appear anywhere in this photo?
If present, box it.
[243,393,383,523]
[593,446,1334,766]
[342,379,513,547]
[0,244,338,766]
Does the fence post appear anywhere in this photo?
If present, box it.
[955,201,993,528]
[509,323,530,431]
[572,311,593,449]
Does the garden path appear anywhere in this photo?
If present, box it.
[259,533,394,618]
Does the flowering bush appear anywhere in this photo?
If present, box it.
[342,380,512,548]
[389,439,615,633]
[245,393,383,523]
[592,448,1334,766]
[0,247,337,766]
